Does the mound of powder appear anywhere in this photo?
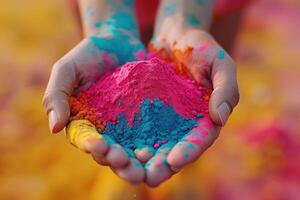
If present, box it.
[102,98,200,152]
[70,57,210,151]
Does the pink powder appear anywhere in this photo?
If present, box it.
[71,57,210,126]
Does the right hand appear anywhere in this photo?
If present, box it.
[42,31,146,184]
[144,28,239,187]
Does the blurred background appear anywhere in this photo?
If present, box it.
[0,0,300,199]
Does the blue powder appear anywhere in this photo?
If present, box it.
[94,22,101,28]
[100,98,199,154]
[89,0,144,65]
[101,10,139,36]
[160,1,178,18]
[218,50,226,60]
[100,0,139,37]
[187,13,201,26]
[89,33,145,64]
[196,0,205,5]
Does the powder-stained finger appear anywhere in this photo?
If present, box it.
[167,117,220,169]
[66,119,108,154]
[106,144,130,168]
[134,146,155,163]
[92,154,110,166]
[145,142,176,187]
[209,50,239,126]
[114,158,145,184]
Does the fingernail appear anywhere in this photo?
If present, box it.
[48,110,58,133]
[217,102,231,126]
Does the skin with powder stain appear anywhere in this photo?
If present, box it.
[134,146,155,163]
[44,0,147,184]
[144,0,239,186]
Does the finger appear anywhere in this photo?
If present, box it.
[209,50,239,126]
[66,120,128,167]
[106,144,130,168]
[145,142,176,187]
[101,135,130,168]
[134,146,155,163]
[43,57,77,133]
[67,120,110,165]
[124,148,135,158]
[66,120,108,154]
[84,136,115,166]
[87,139,111,166]
[91,153,110,166]
[114,158,145,184]
[167,117,220,169]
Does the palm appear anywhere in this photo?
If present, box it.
[150,29,221,85]
[144,29,233,187]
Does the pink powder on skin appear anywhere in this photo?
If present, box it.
[71,57,210,126]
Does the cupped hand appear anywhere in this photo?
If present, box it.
[66,119,145,184]
[145,28,239,187]
[43,30,146,184]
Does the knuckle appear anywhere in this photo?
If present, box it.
[92,155,102,164]
[222,53,236,69]
[53,59,77,80]
[232,86,240,106]
[228,57,237,70]
[51,62,63,73]
[53,58,66,69]
[235,88,240,104]
[220,84,239,109]
[42,89,68,111]
[52,58,73,74]
[42,92,51,110]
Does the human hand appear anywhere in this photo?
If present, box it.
[145,28,239,186]
[43,30,146,184]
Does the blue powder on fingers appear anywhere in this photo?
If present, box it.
[100,98,198,154]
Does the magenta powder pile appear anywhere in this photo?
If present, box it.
[70,57,210,153]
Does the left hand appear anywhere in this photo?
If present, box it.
[43,30,146,184]
[145,28,240,187]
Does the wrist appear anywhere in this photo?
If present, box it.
[81,0,140,38]
[152,18,208,44]
[153,0,213,39]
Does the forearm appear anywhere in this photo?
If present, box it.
[78,0,139,37]
[154,0,214,36]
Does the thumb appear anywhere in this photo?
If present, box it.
[209,51,239,126]
[43,58,77,133]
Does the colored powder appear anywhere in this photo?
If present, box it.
[187,13,201,26]
[70,57,210,152]
[102,98,199,150]
[218,50,225,59]
[89,33,145,64]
